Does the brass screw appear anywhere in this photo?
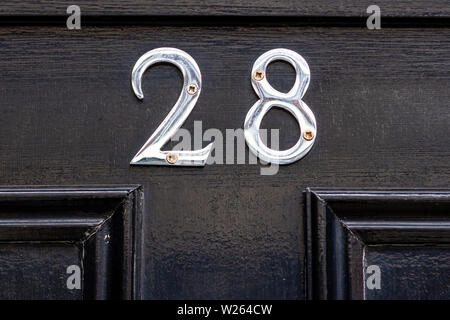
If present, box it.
[166,153,178,164]
[253,70,264,81]
[187,84,198,95]
[303,130,314,141]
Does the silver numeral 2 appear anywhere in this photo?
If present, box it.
[130,47,213,166]
[244,48,317,164]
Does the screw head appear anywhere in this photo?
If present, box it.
[303,130,314,141]
[166,153,178,164]
[187,84,198,95]
[253,70,264,81]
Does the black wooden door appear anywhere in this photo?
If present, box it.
[0,1,448,300]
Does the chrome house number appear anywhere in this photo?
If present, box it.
[130,48,213,166]
[130,47,317,167]
[244,48,316,164]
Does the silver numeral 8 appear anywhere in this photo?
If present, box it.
[244,48,317,164]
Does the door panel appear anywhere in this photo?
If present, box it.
[0,243,82,300]
[0,187,142,299]
[306,190,450,300]
[364,246,450,300]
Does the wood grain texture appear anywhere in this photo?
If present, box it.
[365,246,450,300]
[0,26,448,299]
[0,243,82,300]
[0,0,449,17]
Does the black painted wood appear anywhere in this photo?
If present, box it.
[0,243,82,299]
[0,187,143,299]
[306,189,450,300]
[0,0,449,17]
[0,14,448,299]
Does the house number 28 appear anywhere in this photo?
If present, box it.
[130,48,317,167]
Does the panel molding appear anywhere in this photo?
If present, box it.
[305,189,450,300]
[0,186,143,300]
